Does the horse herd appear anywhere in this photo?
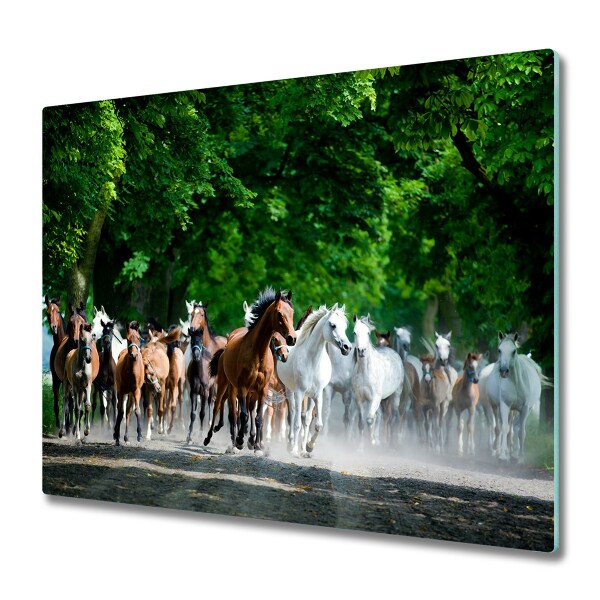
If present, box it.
[44,287,551,463]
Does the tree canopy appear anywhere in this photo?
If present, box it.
[42,50,556,371]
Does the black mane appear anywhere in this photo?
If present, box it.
[247,287,292,330]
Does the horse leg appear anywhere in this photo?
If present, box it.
[457,408,465,456]
[113,392,125,445]
[144,388,153,441]
[52,374,61,428]
[301,397,315,455]
[287,390,303,457]
[322,385,332,437]
[187,390,198,444]
[134,389,143,442]
[74,387,82,442]
[467,406,476,455]
[306,391,325,454]
[167,387,176,435]
[199,385,207,435]
[236,393,248,450]
[247,399,257,450]
[203,378,227,446]
[497,402,511,461]
[84,381,92,437]
[59,381,68,438]
[253,393,266,453]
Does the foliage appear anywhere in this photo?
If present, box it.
[42,51,555,373]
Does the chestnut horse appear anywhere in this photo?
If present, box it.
[141,327,180,438]
[418,354,450,453]
[114,322,145,445]
[165,326,185,434]
[204,288,296,453]
[449,352,481,455]
[64,323,99,441]
[45,296,66,427]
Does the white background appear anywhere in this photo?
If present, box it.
[0,1,593,597]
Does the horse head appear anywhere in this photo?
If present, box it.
[271,331,289,363]
[434,331,452,365]
[325,304,352,356]
[127,321,142,361]
[353,314,373,358]
[79,323,94,364]
[394,326,412,358]
[189,326,204,362]
[45,296,62,335]
[100,320,115,352]
[464,352,481,383]
[296,305,313,331]
[272,290,296,347]
[497,331,519,378]
[375,330,391,347]
[420,354,436,383]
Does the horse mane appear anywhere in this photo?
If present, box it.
[294,305,330,346]
[155,326,181,346]
[246,287,292,331]
[209,348,224,378]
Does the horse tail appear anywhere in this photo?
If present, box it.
[209,349,225,378]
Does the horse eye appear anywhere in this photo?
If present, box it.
[330,323,336,329]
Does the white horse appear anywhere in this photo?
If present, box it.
[394,326,422,379]
[353,316,404,446]
[322,345,356,438]
[91,306,126,364]
[479,332,550,462]
[277,304,352,457]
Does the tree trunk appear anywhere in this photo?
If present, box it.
[437,290,462,339]
[422,296,438,340]
[66,204,108,309]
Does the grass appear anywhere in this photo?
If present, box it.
[525,419,555,473]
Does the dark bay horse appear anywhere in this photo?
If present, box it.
[165,326,185,434]
[92,320,118,430]
[204,288,296,453]
[45,296,66,427]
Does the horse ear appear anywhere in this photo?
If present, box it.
[204,302,209,309]
[101,305,106,313]
[434,331,439,338]
[286,290,293,301]
[275,290,282,301]
[93,307,98,316]
[498,331,504,341]
[44,295,50,307]
[79,301,85,310]
[514,332,519,342]
[69,303,75,314]
[332,302,338,311]
[243,301,249,311]
[446,331,452,340]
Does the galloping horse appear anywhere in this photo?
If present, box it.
[352,315,404,447]
[182,302,227,438]
[64,323,99,441]
[418,354,450,453]
[375,330,391,347]
[450,353,481,455]
[478,332,550,462]
[45,296,66,427]
[277,304,352,456]
[262,331,290,446]
[92,320,118,430]
[56,303,87,437]
[204,288,296,453]
[141,327,179,438]
[114,322,145,445]
[165,326,185,434]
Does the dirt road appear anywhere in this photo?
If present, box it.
[42,426,555,552]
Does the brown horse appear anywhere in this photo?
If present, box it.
[56,303,87,437]
[262,331,290,446]
[449,353,481,455]
[114,322,145,445]
[141,326,180,437]
[165,326,185,434]
[375,330,391,347]
[418,354,450,453]
[64,323,99,441]
[398,360,422,442]
[92,320,118,430]
[204,288,296,453]
[45,296,66,427]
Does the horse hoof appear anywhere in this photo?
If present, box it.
[306,443,314,453]
[235,442,244,451]
[203,437,210,447]
[254,449,264,457]
[58,429,64,438]
[115,439,120,446]
[186,436,192,445]
[124,435,129,443]
[214,424,222,432]
[247,439,254,450]
[301,451,312,458]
